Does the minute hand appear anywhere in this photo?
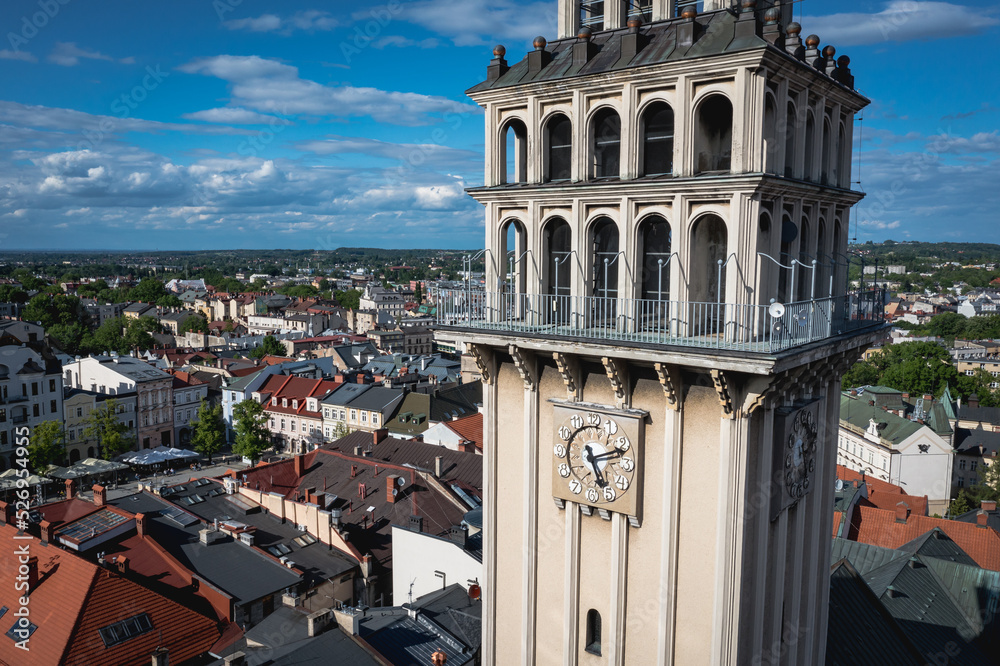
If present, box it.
[591,449,624,462]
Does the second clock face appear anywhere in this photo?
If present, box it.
[554,410,636,507]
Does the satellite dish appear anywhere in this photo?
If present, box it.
[398,478,406,488]
[768,302,786,319]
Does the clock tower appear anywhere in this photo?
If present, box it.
[435,1,885,664]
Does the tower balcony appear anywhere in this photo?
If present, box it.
[433,287,885,355]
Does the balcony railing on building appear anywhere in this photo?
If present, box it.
[434,287,885,354]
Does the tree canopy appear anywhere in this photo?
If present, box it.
[232,399,271,465]
[27,420,66,471]
[249,335,286,359]
[190,400,225,463]
[83,399,134,460]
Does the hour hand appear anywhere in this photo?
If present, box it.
[592,448,623,462]
[584,445,606,487]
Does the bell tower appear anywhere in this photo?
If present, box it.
[437,2,883,664]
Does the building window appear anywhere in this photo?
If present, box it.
[33,404,39,418]
[639,216,672,301]
[291,421,296,432]
[281,419,286,431]
[784,102,797,177]
[580,0,604,29]
[544,217,573,299]
[694,95,733,173]
[641,101,674,177]
[501,119,528,184]
[960,460,967,470]
[585,609,602,656]
[76,407,82,418]
[972,461,978,472]
[49,379,56,392]
[959,477,965,488]
[50,400,56,414]
[630,0,652,22]
[590,108,621,179]
[544,114,572,183]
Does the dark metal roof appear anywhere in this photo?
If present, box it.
[831,538,902,575]
[346,386,404,412]
[368,438,483,494]
[898,528,979,568]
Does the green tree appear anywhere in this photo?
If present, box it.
[414,282,423,303]
[76,280,109,299]
[0,285,29,303]
[129,277,167,303]
[232,399,271,465]
[249,335,286,359]
[981,458,1000,497]
[179,315,209,335]
[924,312,968,339]
[190,400,225,463]
[948,491,972,518]
[27,420,66,471]
[83,399,134,460]
[845,342,958,397]
[157,294,183,308]
[334,289,360,311]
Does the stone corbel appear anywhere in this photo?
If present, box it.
[711,369,735,419]
[602,357,628,406]
[654,362,681,411]
[553,352,581,401]
[468,343,496,386]
[508,344,538,392]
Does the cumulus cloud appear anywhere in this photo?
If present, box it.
[804,1,1000,47]
[178,55,476,125]
[925,131,1000,154]
[0,50,36,62]
[182,107,294,125]
[47,42,132,66]
[224,10,338,34]
[388,0,556,47]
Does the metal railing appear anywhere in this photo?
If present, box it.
[433,288,885,353]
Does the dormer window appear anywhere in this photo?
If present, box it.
[292,399,298,409]
[282,398,288,408]
[272,397,277,406]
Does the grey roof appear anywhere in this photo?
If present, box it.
[369,439,482,493]
[345,386,404,412]
[954,426,1000,456]
[124,302,155,313]
[359,614,472,666]
[269,624,382,665]
[92,356,172,382]
[831,538,902,576]
[411,583,482,652]
[109,490,301,605]
[321,382,372,407]
[959,405,1000,426]
[827,560,924,666]
[898,528,979,568]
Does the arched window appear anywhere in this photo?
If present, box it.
[694,95,733,173]
[501,219,527,294]
[69,448,81,464]
[639,216,671,300]
[641,101,674,176]
[763,95,777,174]
[87,446,95,458]
[797,218,811,300]
[544,218,572,297]
[585,609,602,655]
[545,114,572,183]
[784,102,797,178]
[816,220,827,297]
[591,218,619,298]
[690,214,728,305]
[778,215,797,304]
[821,117,833,185]
[501,119,527,184]
[758,212,773,302]
[591,108,621,179]
[804,112,815,181]
[838,121,849,188]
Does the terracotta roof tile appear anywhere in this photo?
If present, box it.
[446,412,483,451]
[836,465,906,496]
[847,505,1000,571]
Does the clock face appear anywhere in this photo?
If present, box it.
[552,406,643,516]
[771,400,820,519]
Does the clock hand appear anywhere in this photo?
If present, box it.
[591,449,624,462]
[584,445,606,487]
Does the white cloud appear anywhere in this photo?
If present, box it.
[392,0,556,47]
[925,131,1000,154]
[178,55,476,125]
[0,50,37,63]
[859,220,902,230]
[804,2,1000,47]
[224,10,337,34]
[182,107,293,125]
[48,42,119,66]
[373,36,441,50]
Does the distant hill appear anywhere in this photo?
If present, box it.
[849,241,1000,266]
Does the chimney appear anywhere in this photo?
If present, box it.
[449,525,468,548]
[136,513,148,539]
[885,585,899,599]
[676,5,699,47]
[486,45,508,83]
[527,36,552,73]
[65,478,76,499]
[434,455,444,479]
[26,556,38,592]
[386,475,402,504]
[977,510,989,528]
[923,394,933,402]
[117,556,130,575]
[295,454,306,478]
[0,501,12,526]
[409,515,423,532]
[982,500,997,512]
[969,394,980,409]
[573,27,599,66]
[93,484,107,507]
[40,520,55,545]
[431,649,448,666]
[373,428,388,446]
[895,502,910,524]
[902,393,909,400]
[150,648,170,666]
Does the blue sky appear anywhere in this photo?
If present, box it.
[0,0,997,250]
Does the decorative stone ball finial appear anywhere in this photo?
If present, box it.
[786,22,802,36]
[533,35,547,51]
[577,26,593,41]
[742,0,757,10]
[764,6,780,23]
[823,45,836,58]
[627,15,643,29]
[681,5,698,19]
[805,34,820,48]
[493,44,506,58]
[837,55,851,68]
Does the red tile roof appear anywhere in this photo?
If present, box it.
[0,523,220,666]
[846,504,1000,571]
[445,412,483,452]
[836,465,906,496]
[259,374,339,418]
[863,490,929,517]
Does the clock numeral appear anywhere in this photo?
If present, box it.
[554,444,567,458]
[586,488,599,503]
[614,474,629,491]
[558,426,572,441]
[615,436,630,451]
[587,412,601,426]
[603,486,616,502]
[569,479,582,495]
[620,457,634,472]
[604,418,618,435]
[570,415,584,429]
[558,463,571,478]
